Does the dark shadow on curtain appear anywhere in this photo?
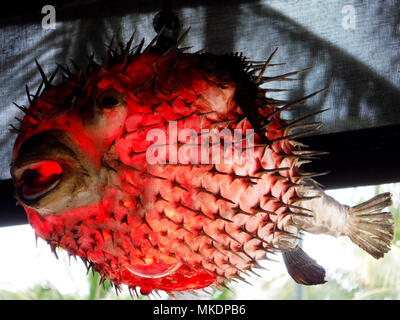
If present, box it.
[246,2,400,130]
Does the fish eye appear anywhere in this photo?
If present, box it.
[97,89,125,109]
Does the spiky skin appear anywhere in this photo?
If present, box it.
[10,34,323,295]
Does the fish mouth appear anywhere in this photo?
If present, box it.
[11,130,79,207]
[13,160,63,203]
[126,261,181,279]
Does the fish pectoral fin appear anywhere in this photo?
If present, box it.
[282,246,326,286]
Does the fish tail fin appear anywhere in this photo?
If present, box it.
[346,192,394,259]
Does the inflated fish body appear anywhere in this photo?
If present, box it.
[10,29,393,295]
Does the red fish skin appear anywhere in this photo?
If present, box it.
[12,50,303,294]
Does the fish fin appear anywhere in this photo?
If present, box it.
[346,192,393,259]
[282,246,326,285]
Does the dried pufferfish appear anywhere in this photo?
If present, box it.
[9,28,393,296]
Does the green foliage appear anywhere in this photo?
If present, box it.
[0,271,136,300]
[0,282,78,300]
[273,277,358,300]
[85,270,139,300]
[87,270,113,300]
[211,285,236,300]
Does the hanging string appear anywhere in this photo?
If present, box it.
[152,0,182,51]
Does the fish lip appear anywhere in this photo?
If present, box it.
[12,160,64,206]
[126,261,182,279]
[10,130,79,207]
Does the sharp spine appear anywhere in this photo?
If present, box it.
[35,59,51,89]
[14,117,35,128]
[255,47,279,84]
[268,87,329,120]
[260,67,311,83]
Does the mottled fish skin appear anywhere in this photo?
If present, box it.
[9,31,394,295]
[293,180,349,237]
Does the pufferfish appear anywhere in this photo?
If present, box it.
[9,28,394,296]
